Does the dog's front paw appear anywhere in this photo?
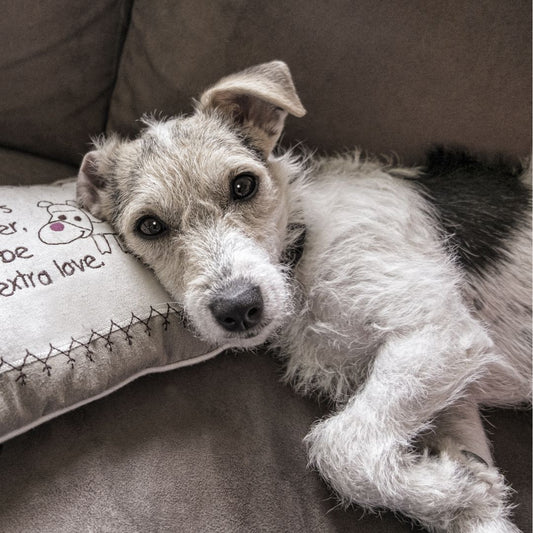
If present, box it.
[305,415,519,532]
[412,444,518,532]
[447,451,518,533]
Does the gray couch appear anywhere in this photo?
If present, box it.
[0,1,530,531]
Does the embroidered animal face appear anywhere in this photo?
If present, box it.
[37,201,94,245]
[75,61,306,347]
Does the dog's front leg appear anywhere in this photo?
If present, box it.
[305,322,519,532]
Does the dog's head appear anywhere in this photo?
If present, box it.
[76,61,306,347]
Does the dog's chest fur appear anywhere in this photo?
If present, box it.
[279,155,452,400]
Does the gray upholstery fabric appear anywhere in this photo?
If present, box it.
[0,147,76,186]
[0,0,132,165]
[107,0,531,163]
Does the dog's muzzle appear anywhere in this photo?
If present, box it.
[209,280,264,332]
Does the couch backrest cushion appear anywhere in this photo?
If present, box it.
[107,0,531,163]
[0,0,132,166]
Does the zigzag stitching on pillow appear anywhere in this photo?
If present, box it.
[131,313,152,335]
[69,337,95,362]
[0,304,184,385]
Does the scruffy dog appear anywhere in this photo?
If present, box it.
[77,61,531,532]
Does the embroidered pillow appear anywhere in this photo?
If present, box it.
[0,179,223,443]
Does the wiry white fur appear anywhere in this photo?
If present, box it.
[77,62,531,532]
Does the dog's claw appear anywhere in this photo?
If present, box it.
[461,449,489,467]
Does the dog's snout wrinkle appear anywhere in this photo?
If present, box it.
[209,281,264,332]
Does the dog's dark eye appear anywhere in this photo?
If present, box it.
[136,215,167,238]
[231,173,257,200]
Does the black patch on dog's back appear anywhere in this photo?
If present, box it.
[418,147,530,275]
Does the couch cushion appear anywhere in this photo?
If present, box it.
[0,146,77,186]
[0,0,132,166]
[107,0,531,162]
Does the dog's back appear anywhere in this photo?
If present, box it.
[419,148,531,404]
[285,148,531,405]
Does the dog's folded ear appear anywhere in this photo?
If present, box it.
[77,135,122,220]
[199,60,306,157]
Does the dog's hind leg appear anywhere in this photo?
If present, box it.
[420,401,493,466]
[305,319,519,532]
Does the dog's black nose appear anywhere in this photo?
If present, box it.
[209,281,263,332]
